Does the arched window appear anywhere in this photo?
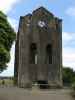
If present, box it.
[30,43,37,64]
[46,44,52,64]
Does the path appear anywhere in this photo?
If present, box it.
[0,87,74,100]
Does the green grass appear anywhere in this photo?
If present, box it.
[0,79,14,86]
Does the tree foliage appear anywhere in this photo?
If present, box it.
[0,11,16,72]
[63,67,75,86]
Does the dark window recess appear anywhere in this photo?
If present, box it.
[46,44,52,64]
[30,43,37,64]
[37,80,49,89]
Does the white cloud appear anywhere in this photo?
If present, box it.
[8,17,19,32]
[63,47,75,69]
[62,32,75,47]
[0,0,20,32]
[63,32,73,41]
[0,0,21,13]
[62,32,75,70]
[66,7,75,17]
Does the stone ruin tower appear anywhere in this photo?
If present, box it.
[14,7,62,88]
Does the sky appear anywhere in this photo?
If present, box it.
[0,0,75,76]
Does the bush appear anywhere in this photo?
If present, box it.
[72,82,75,90]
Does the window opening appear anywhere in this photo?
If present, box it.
[30,43,37,64]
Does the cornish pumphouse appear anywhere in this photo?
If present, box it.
[14,7,62,88]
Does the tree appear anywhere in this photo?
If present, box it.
[0,11,16,72]
[62,67,75,86]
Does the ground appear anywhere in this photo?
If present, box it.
[0,87,74,100]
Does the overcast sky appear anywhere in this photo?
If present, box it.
[0,0,75,76]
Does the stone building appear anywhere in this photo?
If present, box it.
[14,7,62,88]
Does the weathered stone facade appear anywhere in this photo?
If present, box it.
[14,7,62,88]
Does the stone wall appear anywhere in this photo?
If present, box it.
[14,7,62,88]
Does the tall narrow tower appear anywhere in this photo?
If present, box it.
[14,7,62,88]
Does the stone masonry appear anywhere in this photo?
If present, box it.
[14,7,62,88]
